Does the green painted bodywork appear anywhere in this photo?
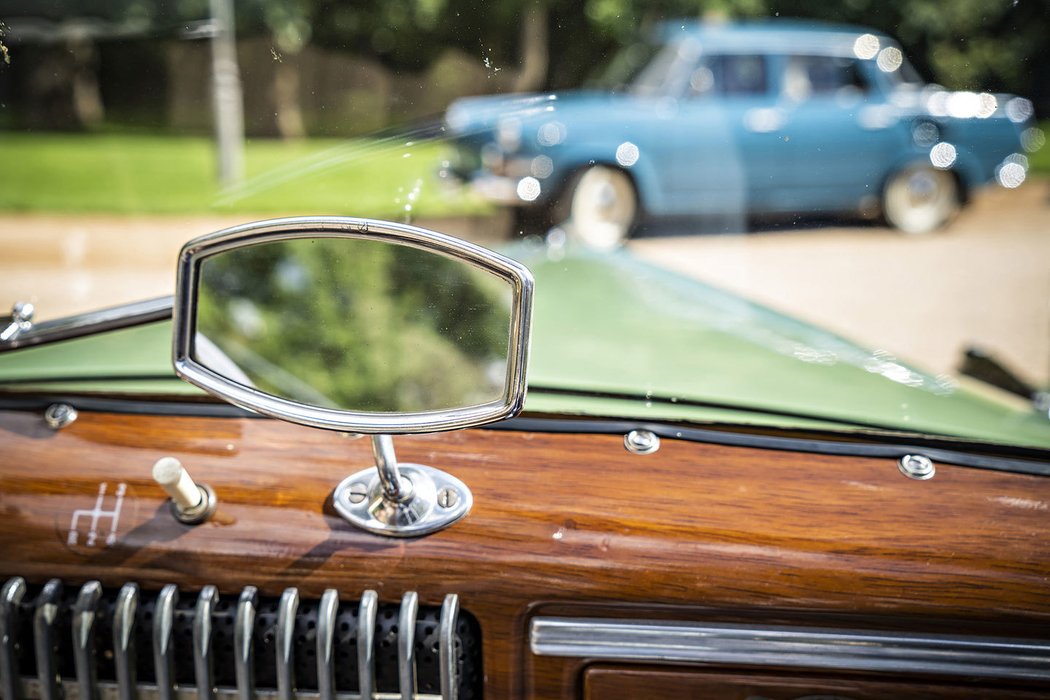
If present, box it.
[2,248,1048,448]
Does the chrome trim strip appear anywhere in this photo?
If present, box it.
[153,585,179,700]
[20,678,442,700]
[396,593,418,700]
[113,584,139,700]
[437,595,459,700]
[275,588,299,700]
[356,591,377,700]
[1,577,27,700]
[0,296,173,352]
[529,617,1050,681]
[316,590,338,700]
[33,580,63,700]
[194,587,218,700]
[72,581,103,700]
[234,587,258,700]
[172,217,534,434]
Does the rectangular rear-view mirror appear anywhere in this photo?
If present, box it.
[173,217,533,435]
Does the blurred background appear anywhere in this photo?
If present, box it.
[0,0,1048,391]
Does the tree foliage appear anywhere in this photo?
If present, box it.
[195,238,512,412]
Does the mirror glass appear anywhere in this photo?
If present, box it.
[192,237,513,414]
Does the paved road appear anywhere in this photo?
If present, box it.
[1,180,1047,386]
[632,180,1050,387]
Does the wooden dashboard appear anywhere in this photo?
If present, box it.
[2,406,1049,698]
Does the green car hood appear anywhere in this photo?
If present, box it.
[1,247,1048,449]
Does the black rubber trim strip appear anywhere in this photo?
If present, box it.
[1,394,1047,477]
[489,417,1050,477]
[0,395,255,418]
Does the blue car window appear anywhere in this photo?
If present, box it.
[785,55,869,100]
[708,55,769,96]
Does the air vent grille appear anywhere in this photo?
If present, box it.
[0,579,481,700]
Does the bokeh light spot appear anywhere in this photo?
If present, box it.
[997,162,1026,188]
[615,142,640,167]
[517,176,541,201]
[853,33,880,59]
[929,142,957,169]
[876,46,903,72]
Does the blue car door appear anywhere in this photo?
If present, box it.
[774,54,905,213]
[657,53,788,220]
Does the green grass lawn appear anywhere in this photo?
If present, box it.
[0,132,489,218]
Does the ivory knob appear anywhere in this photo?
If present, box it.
[152,457,204,511]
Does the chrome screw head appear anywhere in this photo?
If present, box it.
[44,403,78,430]
[437,487,459,509]
[624,429,660,455]
[898,454,935,480]
[346,482,369,504]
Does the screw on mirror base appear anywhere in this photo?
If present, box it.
[332,464,472,537]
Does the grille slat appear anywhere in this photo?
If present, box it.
[193,587,217,700]
[316,591,337,700]
[1,577,27,700]
[154,585,179,700]
[436,597,458,700]
[355,593,376,700]
[233,588,256,700]
[112,584,138,700]
[1,579,481,700]
[395,593,417,700]
[33,580,63,700]
[72,581,102,700]
[275,589,298,700]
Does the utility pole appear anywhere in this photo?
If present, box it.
[209,0,244,187]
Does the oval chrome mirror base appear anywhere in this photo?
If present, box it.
[333,462,472,537]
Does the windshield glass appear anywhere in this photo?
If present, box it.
[0,4,1047,450]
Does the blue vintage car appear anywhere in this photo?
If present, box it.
[445,20,1039,247]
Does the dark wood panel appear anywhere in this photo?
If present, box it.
[1,407,1050,699]
[583,666,1050,700]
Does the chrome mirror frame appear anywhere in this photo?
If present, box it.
[173,216,533,435]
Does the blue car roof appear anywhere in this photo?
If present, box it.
[656,19,893,55]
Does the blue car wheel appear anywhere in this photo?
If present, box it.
[559,165,638,250]
[883,165,961,234]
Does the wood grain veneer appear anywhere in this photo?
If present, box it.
[1,407,1049,698]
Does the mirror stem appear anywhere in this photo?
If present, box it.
[372,435,412,502]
